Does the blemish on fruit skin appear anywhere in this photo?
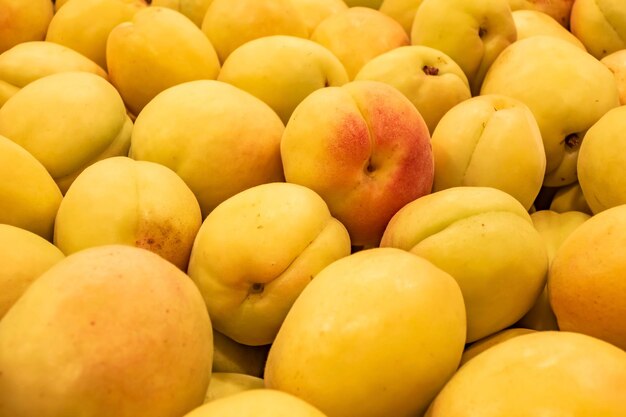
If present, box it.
[423,65,439,76]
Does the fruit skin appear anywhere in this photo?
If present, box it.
[311,7,409,80]
[515,209,590,331]
[218,35,349,125]
[481,36,620,187]
[512,9,585,49]
[426,331,626,417]
[411,0,517,95]
[45,0,147,70]
[379,0,425,35]
[53,156,202,270]
[430,94,546,210]
[187,182,351,346]
[570,0,626,59]
[201,0,308,63]
[184,389,328,417]
[150,0,213,27]
[0,224,64,319]
[0,0,53,54]
[601,49,626,104]
[577,105,626,213]
[265,247,466,417]
[380,186,548,343]
[0,41,107,107]
[130,80,284,218]
[212,330,270,378]
[0,135,62,240]
[204,373,265,403]
[354,45,471,134]
[549,204,626,350]
[290,0,348,35]
[107,6,220,117]
[507,0,575,28]
[281,80,433,247]
[0,245,213,417]
[549,182,592,214]
[0,71,133,194]
[460,327,536,366]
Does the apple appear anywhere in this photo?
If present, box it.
[481,36,620,187]
[380,186,549,343]
[0,41,107,107]
[150,0,213,27]
[601,49,626,104]
[184,389,328,417]
[0,245,213,417]
[549,204,626,350]
[512,9,585,49]
[53,156,202,270]
[0,224,64,319]
[515,209,590,331]
[430,94,546,210]
[201,0,308,63]
[577,106,626,213]
[218,35,349,124]
[0,135,62,240]
[570,0,626,59]
[106,6,220,117]
[427,331,626,416]
[311,7,409,80]
[187,182,351,346]
[379,0,425,35]
[507,0,575,28]
[280,80,433,247]
[204,373,265,403]
[130,80,284,218]
[460,327,536,366]
[265,248,466,417]
[549,182,592,214]
[0,71,133,194]
[45,0,147,70]
[354,45,471,134]
[212,330,270,378]
[411,0,517,95]
[0,0,53,54]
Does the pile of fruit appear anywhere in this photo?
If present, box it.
[1,0,626,416]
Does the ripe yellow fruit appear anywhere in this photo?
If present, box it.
[0,245,213,417]
[460,327,535,366]
[204,373,265,403]
[549,204,626,350]
[265,247,466,417]
[427,331,626,416]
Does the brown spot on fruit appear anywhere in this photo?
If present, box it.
[422,65,439,76]
[565,133,581,150]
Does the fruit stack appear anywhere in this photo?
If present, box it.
[1,0,626,416]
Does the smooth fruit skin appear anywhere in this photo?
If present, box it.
[211,330,270,378]
[601,49,626,104]
[45,0,147,70]
[0,41,107,107]
[0,224,64,319]
[381,186,548,343]
[411,0,517,95]
[184,389,328,417]
[0,135,62,240]
[549,182,592,214]
[549,204,626,350]
[289,0,348,35]
[570,0,626,59]
[107,6,221,117]
[204,373,265,403]
[0,0,53,54]
[150,0,213,27]
[187,182,351,346]
[130,80,285,218]
[430,94,546,210]
[281,80,433,247]
[427,331,626,417]
[512,9,585,49]
[379,0,426,35]
[218,35,349,124]
[265,247,466,417]
[53,156,202,270]
[0,245,213,417]
[0,71,133,194]
[355,45,471,134]
[460,327,536,366]
[481,36,620,187]
[577,105,626,213]
[507,0,575,28]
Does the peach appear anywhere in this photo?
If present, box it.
[379,0,425,35]
[507,0,575,28]
[281,80,434,247]
[601,49,626,105]
[570,0,626,59]
[512,9,585,49]
[0,0,53,54]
